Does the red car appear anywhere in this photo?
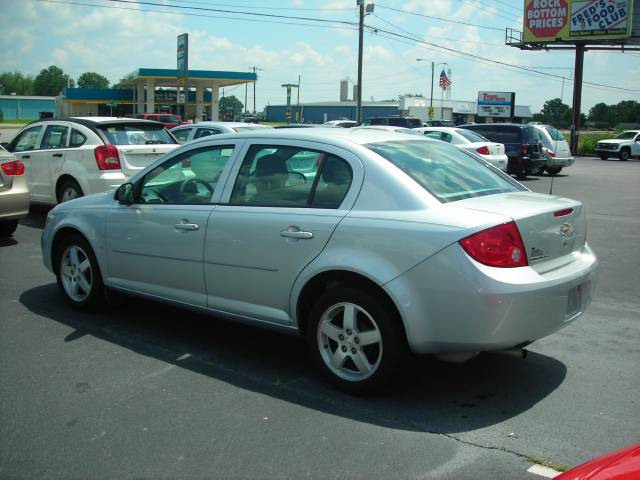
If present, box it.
[556,443,640,480]
[133,114,189,130]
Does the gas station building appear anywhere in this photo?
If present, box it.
[58,68,257,120]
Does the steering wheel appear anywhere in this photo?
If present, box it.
[179,178,214,198]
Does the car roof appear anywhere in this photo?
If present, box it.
[183,121,270,128]
[415,127,461,132]
[465,123,529,129]
[186,124,433,148]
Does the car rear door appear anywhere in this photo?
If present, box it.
[38,124,69,202]
[8,124,46,202]
[105,142,241,306]
[204,140,363,325]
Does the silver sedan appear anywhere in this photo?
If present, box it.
[0,145,29,237]
[41,129,598,393]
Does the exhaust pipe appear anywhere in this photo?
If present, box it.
[501,348,528,359]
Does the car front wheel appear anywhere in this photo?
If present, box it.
[307,286,403,394]
[599,155,608,160]
[55,234,105,310]
[619,149,630,161]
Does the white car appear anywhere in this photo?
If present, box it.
[414,127,508,171]
[170,122,273,144]
[41,128,597,393]
[533,125,574,174]
[596,130,640,161]
[353,125,423,136]
[323,120,358,128]
[3,117,179,205]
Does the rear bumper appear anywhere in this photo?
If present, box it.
[385,242,598,354]
[546,156,575,168]
[511,156,545,171]
[84,171,128,195]
[0,181,30,221]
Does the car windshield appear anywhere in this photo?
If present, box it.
[99,124,176,145]
[544,126,564,141]
[367,140,523,203]
[160,115,180,123]
[456,129,489,143]
[615,131,638,140]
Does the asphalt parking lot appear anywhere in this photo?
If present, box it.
[1,156,638,480]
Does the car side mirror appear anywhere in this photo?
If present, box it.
[115,183,134,205]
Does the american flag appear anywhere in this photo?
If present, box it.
[439,69,451,90]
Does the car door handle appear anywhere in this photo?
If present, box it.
[52,153,63,157]
[21,155,30,159]
[174,222,199,231]
[280,228,313,239]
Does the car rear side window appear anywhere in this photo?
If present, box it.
[194,128,220,139]
[230,145,352,208]
[367,140,523,203]
[544,126,564,141]
[172,128,191,144]
[99,123,176,145]
[457,129,489,143]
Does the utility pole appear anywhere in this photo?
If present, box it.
[570,44,585,156]
[297,74,301,122]
[356,0,364,124]
[244,82,248,115]
[250,66,262,114]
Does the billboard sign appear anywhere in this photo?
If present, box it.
[177,33,188,83]
[523,0,633,43]
[477,92,515,118]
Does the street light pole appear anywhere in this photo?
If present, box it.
[250,66,262,114]
[417,58,435,118]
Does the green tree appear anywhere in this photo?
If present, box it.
[0,71,35,95]
[541,98,570,125]
[33,65,74,96]
[219,95,243,118]
[614,100,640,124]
[588,102,611,123]
[77,71,109,89]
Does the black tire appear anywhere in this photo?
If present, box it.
[306,286,404,394]
[57,178,83,203]
[515,169,527,179]
[0,219,18,237]
[619,148,630,161]
[54,234,105,310]
[599,155,608,160]
[546,166,563,175]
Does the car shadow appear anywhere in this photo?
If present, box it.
[0,236,18,247]
[20,284,567,434]
[19,206,51,230]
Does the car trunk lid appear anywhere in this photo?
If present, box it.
[115,145,176,176]
[451,191,585,265]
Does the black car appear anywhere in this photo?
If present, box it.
[459,123,545,179]
[425,120,455,127]
[363,116,422,128]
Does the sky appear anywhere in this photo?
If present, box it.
[1,0,639,114]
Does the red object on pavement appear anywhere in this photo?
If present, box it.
[555,443,640,480]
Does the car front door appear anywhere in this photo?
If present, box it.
[105,143,241,306]
[204,141,363,325]
[632,133,640,156]
[8,124,45,201]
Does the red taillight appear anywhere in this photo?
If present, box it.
[1,160,25,176]
[522,144,528,156]
[547,149,556,157]
[459,221,528,268]
[94,145,121,170]
[476,145,490,155]
[554,208,574,217]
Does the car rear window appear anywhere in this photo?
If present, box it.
[456,129,489,143]
[367,140,523,203]
[98,123,177,145]
[478,127,521,144]
[544,126,564,141]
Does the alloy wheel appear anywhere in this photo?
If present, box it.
[60,245,93,302]
[317,302,383,382]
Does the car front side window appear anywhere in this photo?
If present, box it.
[41,125,69,149]
[139,145,235,205]
[12,125,43,152]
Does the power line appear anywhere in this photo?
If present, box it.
[455,0,521,22]
[169,0,356,11]
[35,0,361,31]
[376,4,507,32]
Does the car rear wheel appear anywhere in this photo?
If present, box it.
[57,178,83,203]
[619,148,630,161]
[0,220,18,237]
[307,286,403,394]
[546,166,563,175]
[515,169,528,179]
[55,234,105,310]
[599,155,608,160]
